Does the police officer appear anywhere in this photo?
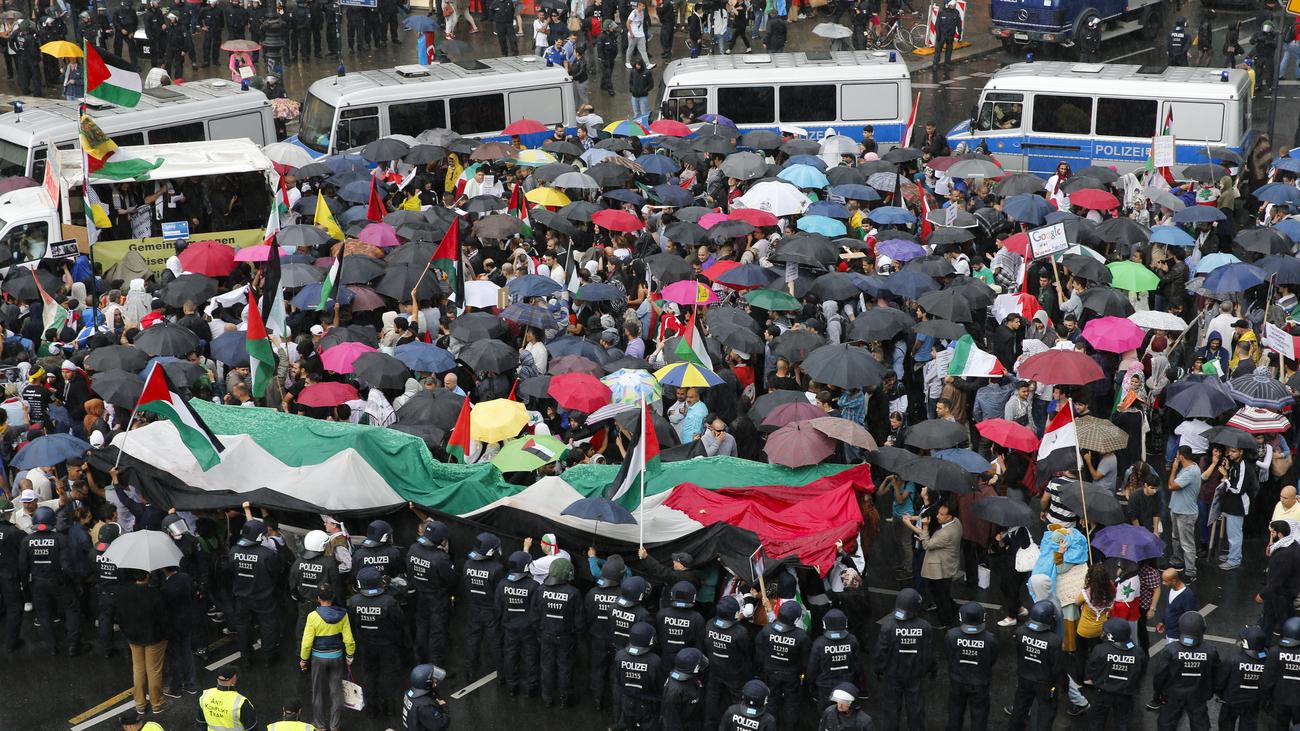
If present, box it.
[809,608,862,712]
[720,679,777,731]
[163,11,189,79]
[376,0,398,45]
[225,0,248,40]
[199,0,224,66]
[0,498,22,652]
[491,0,516,55]
[37,14,64,87]
[585,554,625,711]
[933,0,961,69]
[656,580,704,671]
[196,665,258,731]
[307,0,324,56]
[703,595,753,729]
[230,519,282,666]
[610,574,652,654]
[536,555,582,707]
[288,0,311,61]
[345,0,366,51]
[363,3,379,49]
[13,20,42,96]
[661,647,705,730]
[1167,16,1190,66]
[614,621,662,729]
[323,0,338,56]
[496,550,539,698]
[755,600,809,728]
[1151,611,1217,731]
[401,664,450,731]
[290,530,340,649]
[347,566,405,718]
[1263,617,1300,729]
[460,532,504,678]
[596,24,619,96]
[354,520,404,580]
[94,523,123,657]
[1213,625,1266,731]
[819,682,872,731]
[1086,618,1145,731]
[113,0,140,63]
[1074,15,1101,61]
[173,0,200,71]
[145,1,166,62]
[406,518,456,667]
[657,0,674,59]
[943,601,998,731]
[19,506,84,656]
[1005,601,1066,731]
[874,588,932,730]
[161,513,210,625]
[850,0,872,50]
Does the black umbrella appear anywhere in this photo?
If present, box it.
[709,220,757,242]
[740,130,782,150]
[867,445,919,473]
[475,214,525,240]
[718,327,763,354]
[460,339,519,373]
[771,331,827,362]
[904,419,967,450]
[281,262,325,288]
[1204,425,1258,450]
[464,195,507,214]
[779,139,821,156]
[1094,218,1150,246]
[693,134,737,155]
[706,306,761,335]
[1079,287,1135,317]
[277,223,332,247]
[916,290,972,323]
[614,407,679,447]
[163,360,206,386]
[645,253,693,285]
[542,140,584,158]
[594,137,632,151]
[602,356,653,374]
[1,267,60,301]
[337,256,386,285]
[376,263,442,302]
[769,232,838,267]
[361,137,411,162]
[993,173,1046,196]
[518,375,552,400]
[971,495,1037,527]
[403,144,446,165]
[1061,254,1111,284]
[904,255,956,279]
[915,319,968,340]
[158,274,218,308]
[90,369,144,408]
[384,242,436,267]
[929,227,975,246]
[85,345,150,373]
[664,221,709,246]
[450,311,508,341]
[385,210,428,227]
[576,283,622,302]
[809,272,861,301]
[320,324,379,349]
[392,423,447,450]
[1057,481,1127,525]
[1060,176,1105,195]
[134,321,201,357]
[397,390,465,430]
[530,209,580,237]
[353,351,412,389]
[559,200,602,222]
[943,277,997,308]
[1075,166,1121,185]
[801,343,884,389]
[395,222,436,242]
[1235,227,1292,256]
[210,330,250,367]
[1165,376,1237,418]
[546,335,610,363]
[848,307,916,342]
[752,389,811,422]
[882,147,922,163]
[909,455,977,492]
[586,164,633,187]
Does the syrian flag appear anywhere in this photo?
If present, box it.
[606,400,662,501]
[1110,573,1142,621]
[508,183,532,238]
[136,362,225,470]
[673,307,713,371]
[366,177,386,222]
[947,335,1006,378]
[84,44,142,108]
[246,290,275,399]
[902,93,921,149]
[318,255,343,311]
[1037,404,1078,476]
[448,396,472,463]
[33,269,68,338]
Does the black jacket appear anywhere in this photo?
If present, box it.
[113,581,169,645]
[160,570,198,638]
[1265,542,1300,602]
[764,15,785,50]
[629,66,653,97]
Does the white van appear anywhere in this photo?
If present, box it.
[288,56,577,156]
[652,51,913,144]
[946,61,1255,177]
[0,79,276,180]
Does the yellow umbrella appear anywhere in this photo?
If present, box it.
[41,40,83,59]
[470,398,529,443]
[525,187,571,208]
[513,149,557,167]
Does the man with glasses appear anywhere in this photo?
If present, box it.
[700,417,736,457]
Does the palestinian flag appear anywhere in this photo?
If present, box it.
[314,191,345,241]
[432,215,464,306]
[607,400,661,501]
[447,396,472,463]
[366,177,385,222]
[947,335,1006,377]
[673,307,713,370]
[246,290,275,399]
[520,436,559,462]
[33,269,68,338]
[508,183,532,238]
[260,240,288,338]
[1037,403,1078,477]
[318,254,343,311]
[136,362,224,470]
[78,113,162,179]
[84,44,141,108]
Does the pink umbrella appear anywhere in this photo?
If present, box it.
[321,342,378,374]
[358,223,399,247]
[298,381,360,407]
[234,245,295,263]
[661,280,719,306]
[762,401,824,428]
[764,420,836,467]
[698,212,730,230]
[1081,316,1146,353]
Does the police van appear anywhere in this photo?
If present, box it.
[946,61,1254,177]
[288,56,577,156]
[653,51,913,144]
[0,79,276,180]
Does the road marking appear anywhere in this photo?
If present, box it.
[450,671,498,699]
[70,636,238,728]
[913,82,940,88]
[951,74,971,81]
[1147,603,1217,656]
[206,650,242,671]
[867,585,1003,624]
[69,700,136,731]
[68,690,132,725]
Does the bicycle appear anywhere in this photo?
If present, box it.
[864,13,926,53]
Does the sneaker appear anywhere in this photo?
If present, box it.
[1003,705,1014,717]
[163,688,182,699]
[1018,607,1028,617]
[997,616,1018,627]
[1219,562,1240,571]
[183,685,199,695]
[625,62,632,68]
[151,702,168,714]
[1067,703,1089,717]
[23,603,31,612]
[647,62,656,68]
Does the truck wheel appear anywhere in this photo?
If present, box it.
[1000,37,1016,54]
[1139,3,1164,41]
[1073,10,1099,59]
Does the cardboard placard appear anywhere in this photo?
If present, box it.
[1028,222,1069,259]
[1264,323,1296,360]
[1152,135,1176,169]
[785,261,798,283]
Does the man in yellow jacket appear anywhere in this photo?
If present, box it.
[196,665,257,731]
[300,585,356,731]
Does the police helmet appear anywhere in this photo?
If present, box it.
[1241,625,1268,657]
[959,602,985,634]
[1087,15,1099,26]
[671,647,707,679]
[408,663,446,695]
[774,600,801,631]
[627,621,655,655]
[1263,20,1275,33]
[32,506,56,531]
[469,532,500,559]
[161,513,191,540]
[1026,600,1057,632]
[823,608,849,641]
[1174,15,1186,27]
[1178,611,1205,646]
[95,522,122,552]
[418,519,448,547]
[893,588,922,622]
[741,679,769,715]
[361,520,392,548]
[617,575,648,607]
[357,566,385,596]
[506,550,531,577]
[1103,617,1132,647]
[669,580,696,609]
[302,529,329,555]
[238,519,265,546]
[714,595,740,629]
[1281,617,1300,647]
[596,555,625,588]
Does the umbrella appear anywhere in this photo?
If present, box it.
[548,355,605,378]
[396,390,464,430]
[1057,483,1127,525]
[1078,287,1135,317]
[601,369,661,405]
[547,336,610,363]
[1253,182,1300,206]
[904,419,967,450]
[591,209,643,232]
[376,264,442,303]
[1092,524,1164,561]
[994,174,1046,196]
[276,224,331,248]
[509,274,563,300]
[915,319,968,341]
[91,369,144,408]
[934,448,993,473]
[209,330,250,367]
[1150,225,1196,247]
[1204,425,1259,450]
[353,352,411,390]
[321,341,378,374]
[404,145,446,166]
[721,152,768,181]
[797,215,846,237]
[1227,406,1291,434]
[654,362,724,388]
[291,282,353,310]
[402,14,436,30]
[975,419,1039,453]
[971,495,1038,527]
[947,158,1003,179]
[1228,367,1295,410]
[549,373,612,412]
[904,255,956,277]
[867,445,920,474]
[1256,255,1300,285]
[744,289,801,312]
[502,119,548,136]
[802,416,877,452]
[908,456,977,492]
[562,497,637,528]
[1018,349,1104,385]
[645,253,694,285]
[1106,261,1159,292]
[470,141,517,161]
[661,280,718,307]
[12,434,92,469]
[812,22,852,38]
[450,312,508,342]
[361,137,411,163]
[134,322,201,357]
[848,307,916,342]
[1202,262,1269,294]
[393,342,456,373]
[808,272,860,302]
[471,399,529,443]
[1062,254,1110,283]
[357,223,399,248]
[771,331,827,362]
[1070,188,1120,211]
[320,325,379,349]
[1075,415,1129,454]
[1172,205,1226,225]
[1235,227,1292,256]
[761,401,826,429]
[40,40,82,58]
[1004,194,1053,225]
[881,272,941,301]
[801,344,884,389]
[831,183,880,201]
[176,241,237,278]
[86,345,151,373]
[460,339,519,373]
[735,181,811,216]
[493,435,568,473]
[157,274,218,308]
[867,206,916,226]
[103,531,183,572]
[1082,316,1146,353]
[779,164,830,190]
[500,303,553,330]
[1164,377,1237,418]
[1195,252,1242,274]
[916,290,972,323]
[765,421,837,468]
[298,381,361,408]
[1128,310,1187,332]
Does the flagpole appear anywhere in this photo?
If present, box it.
[112,363,156,469]
[1067,398,1093,564]
[638,397,646,549]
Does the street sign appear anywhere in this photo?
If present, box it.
[161,221,190,241]
[340,0,377,7]
[1028,222,1069,259]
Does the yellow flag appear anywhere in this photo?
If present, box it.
[400,193,422,211]
[313,191,344,241]
[89,203,111,229]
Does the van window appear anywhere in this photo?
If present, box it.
[717,86,774,124]
[115,133,144,146]
[0,139,25,178]
[148,121,205,145]
[449,93,506,135]
[660,87,707,123]
[208,112,268,146]
[336,106,380,151]
[31,142,79,182]
[779,85,836,123]
[974,92,1023,131]
[299,92,337,153]
[1030,94,1092,135]
[1169,101,1225,143]
[390,99,447,137]
[841,83,899,121]
[0,221,48,265]
[1095,98,1156,138]
[509,88,565,126]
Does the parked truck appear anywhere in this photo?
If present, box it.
[990,0,1170,54]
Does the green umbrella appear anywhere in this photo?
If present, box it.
[744,288,801,312]
[1106,260,1160,293]
[492,434,568,473]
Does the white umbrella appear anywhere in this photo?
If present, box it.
[812,22,852,39]
[1129,310,1188,331]
[551,171,600,190]
[262,142,315,170]
[103,530,183,572]
[819,134,859,156]
[1145,186,1186,211]
[734,181,811,217]
[461,280,502,309]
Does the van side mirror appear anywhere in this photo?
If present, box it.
[969,105,977,128]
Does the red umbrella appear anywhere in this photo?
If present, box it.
[765,420,836,467]
[502,119,547,136]
[549,355,605,377]
[1070,188,1120,211]
[730,208,779,227]
[702,260,740,282]
[1082,316,1146,353]
[298,381,359,407]
[762,401,824,428]
[178,241,236,277]
[1018,349,1105,385]
[549,372,612,412]
[975,418,1039,453]
[1000,231,1032,259]
[649,119,693,137]
[591,209,644,232]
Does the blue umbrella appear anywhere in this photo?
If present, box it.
[652,184,695,207]
[877,270,938,300]
[1004,194,1052,225]
[603,189,646,206]
[575,283,622,302]
[635,154,680,175]
[501,302,554,329]
[562,496,638,525]
[580,148,617,166]
[797,215,847,237]
[508,274,563,299]
[546,335,610,362]
[778,164,830,190]
[1092,523,1164,561]
[1257,255,1300,284]
[338,180,373,204]
[807,200,850,219]
[321,153,369,175]
[393,341,457,373]
[1202,262,1268,294]
[291,282,355,310]
[13,434,93,469]
[1253,182,1300,206]
[831,184,879,201]
[337,205,369,226]
[403,14,437,31]
[715,263,779,288]
[1194,252,1240,274]
[210,330,250,367]
[1228,367,1295,410]
[867,206,915,225]
[1171,205,1226,224]
[1275,219,1300,241]
[933,448,992,473]
[1149,224,1196,247]
[783,154,828,171]
[1275,157,1300,174]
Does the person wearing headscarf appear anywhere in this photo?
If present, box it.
[122,279,151,327]
[1046,161,1071,210]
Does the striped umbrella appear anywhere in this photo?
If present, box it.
[605,119,651,137]
[1227,406,1291,433]
[654,361,724,388]
[513,149,557,167]
[1228,367,1295,410]
[601,368,662,404]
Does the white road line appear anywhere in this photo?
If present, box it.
[205,650,242,672]
[449,671,498,699]
[1146,603,1217,656]
[70,702,137,731]
[912,82,940,88]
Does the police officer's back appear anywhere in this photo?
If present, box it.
[614,621,662,730]
[755,600,810,728]
[94,523,123,655]
[0,498,23,651]
[460,532,504,676]
[872,588,933,728]
[496,550,539,698]
[610,574,652,651]
[656,580,704,670]
[401,663,450,731]
[289,530,340,639]
[535,555,583,707]
[1005,601,1066,731]
[347,567,405,717]
[19,505,83,655]
[1264,617,1300,729]
[1086,618,1146,730]
[406,518,456,665]
[1151,612,1218,731]
[703,595,753,727]
[1214,625,1267,731]
[944,602,998,731]
[584,554,624,709]
[661,647,706,731]
[1079,16,1101,61]
[229,519,282,662]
